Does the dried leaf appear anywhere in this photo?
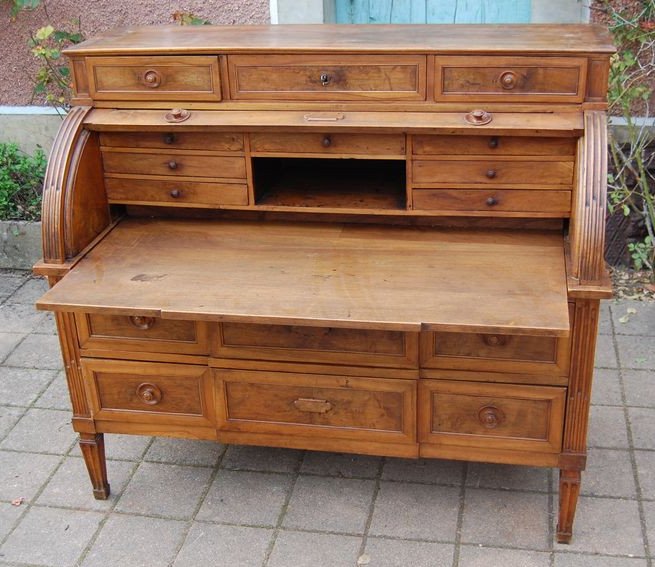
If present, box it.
[357,554,371,566]
[619,315,630,323]
[627,308,637,314]
[11,497,25,507]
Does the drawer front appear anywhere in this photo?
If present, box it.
[228,54,426,101]
[418,380,565,453]
[105,178,249,207]
[102,151,247,179]
[216,323,418,368]
[250,133,406,156]
[420,331,570,375]
[217,369,416,444]
[412,189,571,214]
[435,56,587,102]
[82,359,214,426]
[412,136,576,157]
[87,56,222,101]
[76,313,210,355]
[412,160,574,186]
[100,132,244,152]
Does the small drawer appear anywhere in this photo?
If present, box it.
[102,150,247,179]
[412,136,576,157]
[82,359,214,426]
[105,178,249,207]
[215,323,418,368]
[420,331,570,375]
[100,132,244,152]
[412,189,571,214]
[250,133,406,157]
[76,313,210,355]
[216,369,416,444]
[418,380,565,453]
[412,160,574,186]
[87,56,222,101]
[228,54,426,101]
[434,56,587,102]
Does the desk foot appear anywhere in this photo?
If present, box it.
[79,433,110,500]
[557,469,581,544]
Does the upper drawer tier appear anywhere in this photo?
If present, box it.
[87,56,222,101]
[434,56,587,102]
[227,55,426,101]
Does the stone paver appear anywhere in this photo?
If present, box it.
[0,271,654,566]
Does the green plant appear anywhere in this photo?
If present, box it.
[6,0,41,19]
[603,0,655,277]
[0,143,47,221]
[172,11,212,25]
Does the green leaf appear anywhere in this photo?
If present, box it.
[34,25,55,41]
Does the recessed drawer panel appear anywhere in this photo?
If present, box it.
[412,160,574,186]
[102,151,247,179]
[250,133,406,156]
[100,132,244,152]
[228,54,426,101]
[87,56,222,101]
[76,313,210,355]
[435,56,587,102]
[412,189,571,214]
[82,359,214,426]
[419,380,565,453]
[420,331,570,375]
[105,178,249,207]
[412,136,576,157]
[216,323,418,368]
[217,369,416,444]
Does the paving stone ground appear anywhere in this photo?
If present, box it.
[0,269,654,567]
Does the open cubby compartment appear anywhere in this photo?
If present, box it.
[253,157,407,210]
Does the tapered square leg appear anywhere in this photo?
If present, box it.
[79,433,110,500]
[557,469,581,544]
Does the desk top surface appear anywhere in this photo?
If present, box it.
[38,218,570,336]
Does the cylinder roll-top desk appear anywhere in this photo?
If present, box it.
[34,24,614,543]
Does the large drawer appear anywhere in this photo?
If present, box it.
[227,54,426,101]
[87,56,222,101]
[216,369,416,444]
[249,133,406,157]
[82,359,214,426]
[215,323,419,368]
[418,380,565,453]
[434,56,587,102]
[100,132,244,152]
[420,331,570,376]
[76,313,210,355]
[102,150,247,179]
[412,135,576,157]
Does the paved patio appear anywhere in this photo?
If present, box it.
[0,268,653,567]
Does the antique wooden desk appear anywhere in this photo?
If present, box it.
[35,24,614,543]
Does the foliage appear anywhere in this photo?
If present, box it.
[604,0,655,276]
[0,143,46,221]
[6,0,41,19]
[172,11,212,26]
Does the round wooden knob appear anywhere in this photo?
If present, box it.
[320,73,331,86]
[488,137,499,149]
[321,135,332,148]
[486,169,497,179]
[128,316,155,330]
[486,197,498,206]
[136,383,162,405]
[163,133,176,144]
[478,405,505,429]
[483,334,508,346]
[142,69,161,88]
[170,189,182,198]
[168,160,178,170]
[500,71,517,90]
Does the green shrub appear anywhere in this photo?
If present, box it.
[0,143,46,221]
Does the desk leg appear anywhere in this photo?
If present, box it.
[557,469,581,543]
[79,433,110,500]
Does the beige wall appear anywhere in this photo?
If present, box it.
[0,0,269,106]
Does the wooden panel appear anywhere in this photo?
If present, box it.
[216,323,418,368]
[76,313,210,355]
[228,54,426,101]
[412,189,571,214]
[102,150,246,179]
[105,177,249,207]
[87,55,222,101]
[100,132,244,151]
[418,380,565,452]
[216,369,416,444]
[249,133,405,156]
[412,135,576,156]
[435,56,587,102]
[412,160,574,186]
[420,329,571,375]
[82,359,214,426]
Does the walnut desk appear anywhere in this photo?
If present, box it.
[34,24,614,543]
